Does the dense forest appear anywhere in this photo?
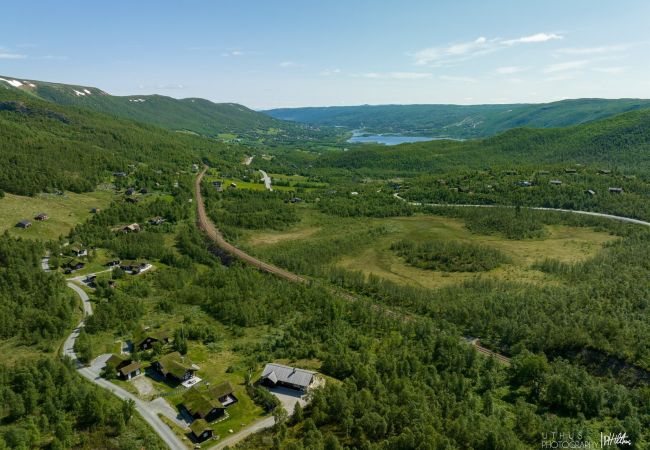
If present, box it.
[391,239,510,272]
[202,186,301,232]
[0,234,72,347]
[0,88,239,195]
[316,109,650,174]
[0,358,165,449]
[153,241,650,449]
[1,72,649,449]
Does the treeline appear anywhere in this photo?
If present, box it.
[315,109,650,176]
[260,226,388,276]
[68,191,192,264]
[0,233,73,346]
[318,221,650,374]
[203,186,300,230]
[317,191,413,218]
[391,239,510,272]
[0,88,239,195]
[404,166,650,221]
[0,358,165,449]
[231,283,650,449]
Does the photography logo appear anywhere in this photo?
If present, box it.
[541,431,631,448]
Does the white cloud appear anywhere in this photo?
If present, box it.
[544,74,575,82]
[320,68,342,76]
[592,66,626,74]
[412,32,563,67]
[555,45,627,56]
[279,61,301,67]
[543,60,589,73]
[439,75,477,83]
[0,52,26,59]
[496,66,526,74]
[389,72,433,79]
[353,72,432,79]
[412,36,496,66]
[503,33,563,45]
[222,50,244,57]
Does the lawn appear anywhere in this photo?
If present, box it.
[0,190,114,240]
[138,329,270,446]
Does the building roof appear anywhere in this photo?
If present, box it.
[106,354,125,368]
[190,419,212,437]
[136,330,170,347]
[182,387,223,417]
[261,363,315,388]
[119,361,142,376]
[156,351,198,379]
[209,381,234,399]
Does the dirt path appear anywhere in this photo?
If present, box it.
[195,167,306,283]
[195,167,510,364]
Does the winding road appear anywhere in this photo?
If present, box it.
[43,256,188,450]
[392,193,650,227]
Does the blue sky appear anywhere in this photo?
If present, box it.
[1,0,649,108]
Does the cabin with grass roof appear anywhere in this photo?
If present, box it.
[182,387,225,422]
[209,381,237,407]
[153,351,199,383]
[189,419,213,442]
[104,354,142,380]
[135,329,170,350]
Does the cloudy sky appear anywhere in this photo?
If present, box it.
[1,0,649,108]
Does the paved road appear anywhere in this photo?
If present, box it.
[393,193,650,227]
[67,267,116,284]
[212,416,274,450]
[212,386,307,450]
[259,169,273,191]
[44,257,188,450]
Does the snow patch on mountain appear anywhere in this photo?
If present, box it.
[0,78,23,87]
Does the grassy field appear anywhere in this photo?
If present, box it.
[0,190,114,240]
[242,209,617,289]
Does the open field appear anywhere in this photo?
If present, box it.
[0,190,114,240]
[243,210,618,289]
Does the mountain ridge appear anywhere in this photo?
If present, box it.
[0,75,328,143]
[264,99,650,139]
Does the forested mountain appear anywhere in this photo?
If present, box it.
[265,98,650,138]
[0,86,240,195]
[0,75,334,143]
[317,109,650,174]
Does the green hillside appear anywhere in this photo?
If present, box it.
[317,109,650,174]
[265,98,650,138]
[0,85,239,195]
[0,75,335,144]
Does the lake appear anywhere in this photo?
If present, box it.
[347,132,455,146]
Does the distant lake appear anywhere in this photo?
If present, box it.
[347,131,457,146]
